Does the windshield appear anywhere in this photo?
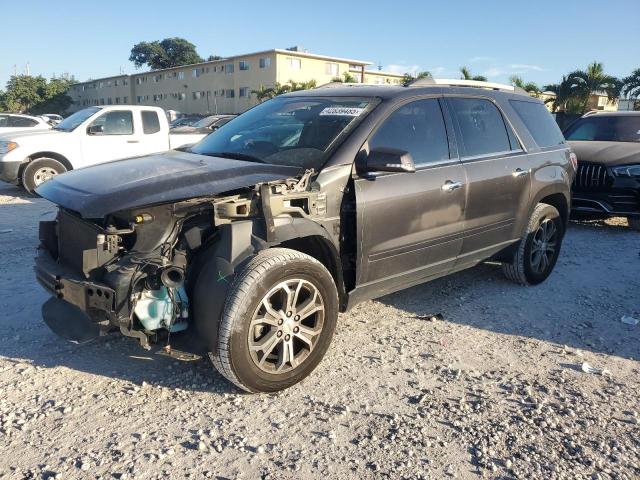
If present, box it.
[54,107,101,132]
[564,115,640,143]
[191,96,378,169]
[193,116,217,128]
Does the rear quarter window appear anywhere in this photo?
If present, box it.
[142,111,161,134]
[510,100,565,148]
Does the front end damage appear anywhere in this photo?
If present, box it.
[34,169,331,357]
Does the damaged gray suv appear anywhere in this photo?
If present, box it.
[35,80,574,392]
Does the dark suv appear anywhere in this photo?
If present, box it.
[564,111,640,230]
[34,80,574,392]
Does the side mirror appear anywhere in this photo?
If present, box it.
[88,124,104,135]
[362,148,416,173]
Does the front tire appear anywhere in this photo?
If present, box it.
[22,158,67,193]
[502,203,564,285]
[209,248,338,392]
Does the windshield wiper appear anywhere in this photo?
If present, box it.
[204,151,265,164]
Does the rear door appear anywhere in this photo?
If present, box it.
[80,109,138,166]
[354,97,467,295]
[134,110,170,155]
[444,96,530,266]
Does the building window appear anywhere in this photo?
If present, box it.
[225,63,234,74]
[226,89,235,98]
[178,71,185,80]
[115,97,120,104]
[136,78,141,85]
[192,68,200,78]
[259,57,271,69]
[239,87,249,97]
[153,74,162,82]
[193,91,202,100]
[123,79,128,86]
[325,63,339,76]
[137,96,143,103]
[179,92,186,100]
[239,60,249,71]
[123,96,128,103]
[114,79,119,86]
[107,98,113,105]
[99,82,104,88]
[287,58,301,69]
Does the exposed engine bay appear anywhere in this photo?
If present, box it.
[34,169,336,356]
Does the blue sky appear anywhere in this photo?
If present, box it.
[1,0,637,89]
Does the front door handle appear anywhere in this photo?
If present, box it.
[441,180,463,192]
[512,168,528,178]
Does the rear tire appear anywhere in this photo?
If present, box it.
[628,217,640,231]
[22,158,67,193]
[208,248,338,392]
[502,203,564,285]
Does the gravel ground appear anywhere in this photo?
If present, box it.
[0,182,639,480]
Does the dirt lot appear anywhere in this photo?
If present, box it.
[0,182,638,480]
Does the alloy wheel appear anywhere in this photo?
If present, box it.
[529,218,558,274]
[248,279,325,374]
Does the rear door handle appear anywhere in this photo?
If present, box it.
[512,168,528,178]
[441,181,463,192]
[127,140,140,144]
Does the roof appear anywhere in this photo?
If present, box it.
[73,48,373,86]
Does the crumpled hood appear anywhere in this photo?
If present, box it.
[568,141,640,166]
[36,150,302,218]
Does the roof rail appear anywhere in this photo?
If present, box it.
[408,77,528,95]
[315,81,396,89]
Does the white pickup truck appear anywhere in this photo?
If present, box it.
[0,105,211,192]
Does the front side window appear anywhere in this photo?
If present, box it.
[9,116,38,128]
[510,100,564,148]
[142,111,161,134]
[448,98,512,157]
[369,99,450,166]
[564,115,640,143]
[191,96,378,170]
[89,110,134,135]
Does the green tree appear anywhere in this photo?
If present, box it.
[129,37,204,70]
[251,85,275,102]
[567,62,621,113]
[621,68,640,98]
[509,75,541,96]
[342,72,357,83]
[543,76,576,113]
[1,75,75,114]
[401,71,432,86]
[460,66,487,82]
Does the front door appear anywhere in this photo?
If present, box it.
[444,96,531,264]
[80,109,139,167]
[354,98,467,297]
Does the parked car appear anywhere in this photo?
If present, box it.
[0,113,51,134]
[40,114,64,125]
[169,115,237,144]
[0,106,209,192]
[169,115,204,128]
[34,80,573,392]
[564,111,640,230]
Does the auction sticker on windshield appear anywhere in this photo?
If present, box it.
[319,107,365,117]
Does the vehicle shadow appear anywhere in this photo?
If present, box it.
[0,182,36,203]
[374,219,639,361]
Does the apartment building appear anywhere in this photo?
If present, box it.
[68,48,405,115]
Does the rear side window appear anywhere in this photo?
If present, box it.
[9,116,38,127]
[142,110,161,134]
[369,99,450,166]
[510,100,565,147]
[448,98,512,157]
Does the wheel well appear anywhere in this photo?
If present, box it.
[278,235,348,311]
[539,193,569,229]
[28,152,73,172]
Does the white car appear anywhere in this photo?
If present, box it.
[0,114,51,134]
[0,106,209,192]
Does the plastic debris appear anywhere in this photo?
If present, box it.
[621,315,639,326]
[581,362,611,376]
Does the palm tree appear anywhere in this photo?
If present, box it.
[250,85,275,103]
[272,82,291,96]
[567,62,621,113]
[460,66,487,82]
[543,76,575,113]
[621,68,640,98]
[401,71,432,86]
[509,75,541,96]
